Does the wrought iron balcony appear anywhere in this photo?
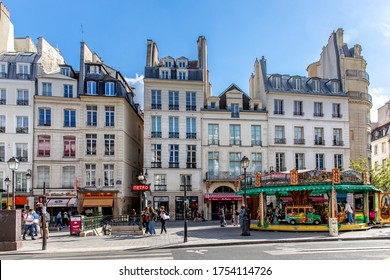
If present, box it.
[16,127,28,134]
[186,133,196,139]
[17,73,30,80]
[314,139,325,145]
[180,185,192,191]
[169,162,179,168]
[332,113,343,118]
[16,156,28,162]
[314,112,324,117]
[251,140,262,146]
[274,138,286,144]
[208,138,219,145]
[186,105,196,111]
[151,104,161,109]
[151,162,162,168]
[0,99,6,104]
[293,111,304,116]
[205,171,242,181]
[169,132,179,138]
[151,132,162,138]
[294,138,305,144]
[169,105,179,110]
[154,185,167,191]
[17,100,29,106]
[230,139,241,146]
[273,110,285,115]
[0,127,5,133]
[333,140,344,146]
[186,163,197,169]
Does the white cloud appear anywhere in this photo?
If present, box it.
[369,87,390,122]
[125,74,144,109]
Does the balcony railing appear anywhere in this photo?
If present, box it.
[314,112,324,117]
[180,185,192,191]
[169,132,179,138]
[205,171,242,181]
[347,91,372,103]
[314,139,325,145]
[230,139,241,146]
[293,111,304,116]
[169,105,179,110]
[17,100,29,106]
[17,156,28,162]
[151,104,161,109]
[169,162,179,168]
[333,140,344,146]
[154,185,167,191]
[186,163,197,169]
[251,140,262,146]
[346,69,369,81]
[186,133,196,139]
[16,127,28,134]
[39,121,51,126]
[186,105,196,111]
[231,112,239,118]
[151,132,162,138]
[208,138,219,145]
[17,73,30,80]
[274,138,286,144]
[275,167,287,172]
[332,113,343,118]
[274,110,285,115]
[151,162,162,168]
[294,139,305,145]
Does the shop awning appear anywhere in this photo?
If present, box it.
[204,193,243,201]
[280,196,328,203]
[47,198,70,207]
[82,198,113,207]
[67,198,77,207]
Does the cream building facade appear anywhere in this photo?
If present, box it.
[371,101,390,169]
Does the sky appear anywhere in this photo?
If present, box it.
[4,0,390,122]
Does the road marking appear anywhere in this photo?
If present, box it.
[265,246,390,256]
[42,252,174,260]
[186,249,208,255]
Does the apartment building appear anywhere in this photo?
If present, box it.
[371,101,390,169]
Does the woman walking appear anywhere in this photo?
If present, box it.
[148,207,157,235]
[159,206,168,235]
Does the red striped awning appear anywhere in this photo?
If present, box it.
[204,193,243,201]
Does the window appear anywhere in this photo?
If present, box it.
[251,153,262,174]
[151,90,161,109]
[208,152,219,177]
[275,126,285,144]
[333,128,343,146]
[251,125,262,146]
[0,143,5,162]
[231,103,239,118]
[64,136,76,157]
[178,71,187,80]
[17,64,29,79]
[39,108,51,126]
[164,61,172,67]
[312,79,320,92]
[38,135,50,157]
[64,85,73,98]
[178,61,187,68]
[64,110,76,127]
[0,115,5,133]
[161,70,170,79]
[229,152,241,177]
[0,62,8,77]
[86,134,97,156]
[104,164,115,186]
[276,153,286,172]
[295,153,305,170]
[292,78,301,90]
[331,81,339,93]
[105,106,115,127]
[208,124,219,145]
[86,164,96,187]
[0,89,6,104]
[334,154,343,169]
[169,144,179,168]
[42,82,52,96]
[0,171,3,191]
[294,101,304,116]
[332,103,342,118]
[16,143,28,162]
[374,145,378,155]
[86,106,97,126]
[151,116,161,138]
[186,92,196,111]
[382,142,387,153]
[210,102,216,109]
[273,76,282,89]
[315,154,325,170]
[88,65,100,74]
[62,166,75,189]
[104,135,115,156]
[60,67,70,77]
[169,91,179,110]
[37,166,50,189]
[186,117,196,139]
[186,145,196,168]
[314,127,325,145]
[87,81,97,95]
[180,175,192,191]
[15,172,27,192]
[314,102,323,117]
[169,117,179,138]
[152,144,162,168]
[154,174,166,191]
[274,99,284,114]
[17,89,29,105]
[230,124,241,145]
[294,127,305,144]
[105,82,115,96]
[16,116,28,133]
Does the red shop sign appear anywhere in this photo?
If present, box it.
[131,184,150,191]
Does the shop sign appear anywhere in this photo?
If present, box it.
[132,184,150,191]
[154,197,169,202]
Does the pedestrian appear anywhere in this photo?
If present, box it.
[148,207,157,235]
[141,207,149,234]
[234,208,239,226]
[22,209,36,240]
[32,210,40,237]
[63,212,69,227]
[219,206,226,227]
[129,209,137,225]
[56,211,63,229]
[159,206,168,234]
[344,201,354,224]
[239,205,246,227]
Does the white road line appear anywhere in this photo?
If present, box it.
[265,246,390,255]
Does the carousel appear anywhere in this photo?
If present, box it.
[235,168,389,231]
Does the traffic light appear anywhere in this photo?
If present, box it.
[332,168,340,184]
[290,169,298,185]
[255,172,261,187]
[38,196,44,203]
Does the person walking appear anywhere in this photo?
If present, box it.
[148,207,157,235]
[63,212,69,227]
[344,201,354,224]
[219,206,226,227]
[159,206,168,234]
[56,211,63,229]
[32,210,40,237]
[141,207,149,234]
[22,209,36,240]
[233,208,239,226]
[239,205,246,227]
[129,209,137,225]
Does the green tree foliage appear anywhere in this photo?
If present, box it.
[350,157,390,191]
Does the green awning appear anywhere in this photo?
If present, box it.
[235,184,380,196]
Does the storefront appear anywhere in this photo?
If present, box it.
[153,196,169,214]
[175,196,199,220]
[204,193,243,220]
[78,191,118,216]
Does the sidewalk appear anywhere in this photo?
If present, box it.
[1,220,390,255]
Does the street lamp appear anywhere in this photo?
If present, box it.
[240,156,250,236]
[4,177,10,210]
[137,169,148,229]
[7,157,20,210]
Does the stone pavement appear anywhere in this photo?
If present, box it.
[1,220,390,255]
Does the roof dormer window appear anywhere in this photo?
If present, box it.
[292,77,301,91]
[60,67,71,77]
[160,70,170,79]
[88,65,100,74]
[164,61,172,67]
[331,81,339,93]
[17,63,30,80]
[178,71,187,80]
[271,76,281,89]
[178,61,187,68]
[312,79,320,92]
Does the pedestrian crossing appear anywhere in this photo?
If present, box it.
[49,250,174,260]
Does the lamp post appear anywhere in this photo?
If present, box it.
[4,177,10,210]
[183,177,188,243]
[7,157,20,210]
[240,156,250,236]
[137,169,148,229]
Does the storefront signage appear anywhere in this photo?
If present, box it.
[132,184,150,191]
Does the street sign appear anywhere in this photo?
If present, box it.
[131,184,150,191]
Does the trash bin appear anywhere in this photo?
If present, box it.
[328,218,338,237]
[70,215,84,235]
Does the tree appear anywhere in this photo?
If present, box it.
[350,157,390,191]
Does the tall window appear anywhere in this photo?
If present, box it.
[169,144,179,168]
[88,65,100,74]
[60,67,70,77]
[315,154,325,170]
[312,79,320,92]
[169,91,179,110]
[294,127,304,144]
[292,78,301,90]
[85,164,96,187]
[186,117,196,139]
[334,154,343,169]
[161,70,170,79]
[64,136,76,157]
[333,128,343,146]
[62,166,75,189]
[0,171,3,191]
[275,126,285,144]
[151,116,161,138]
[314,102,323,117]
[42,82,52,96]
[152,144,162,168]
[104,135,115,156]
[251,153,262,174]
[295,153,305,170]
[105,106,115,127]
[230,124,241,145]
[0,89,6,104]
[314,127,325,145]
[208,152,219,177]
[169,117,179,138]
[208,124,219,145]
[17,64,29,79]
[332,103,342,118]
[16,143,28,162]
[64,85,73,98]
[86,134,97,155]
[0,115,5,133]
[382,142,387,154]
[87,81,97,95]
[86,106,97,126]
[276,153,285,172]
[178,71,187,80]
[274,99,284,114]
[0,142,5,162]
[251,125,262,146]
[39,108,51,126]
[186,145,196,168]
[331,81,339,93]
[231,103,239,118]
[17,89,29,105]
[15,172,27,191]
[294,101,303,116]
[154,174,166,191]
[273,76,281,89]
[151,90,161,109]
[105,82,115,96]
[104,164,115,186]
[180,175,192,191]
[64,109,76,127]
[38,135,50,157]
[186,92,196,111]
[16,116,28,133]
[0,63,8,77]
[37,166,50,189]
[229,152,241,176]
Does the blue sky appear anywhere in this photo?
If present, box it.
[4,0,390,121]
